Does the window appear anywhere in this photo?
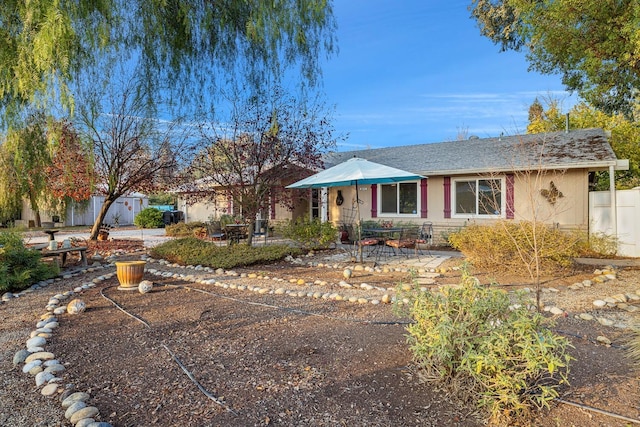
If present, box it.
[380,182,418,215]
[454,178,502,216]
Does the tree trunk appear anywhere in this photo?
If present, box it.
[28,191,42,228]
[89,197,116,240]
[246,219,256,246]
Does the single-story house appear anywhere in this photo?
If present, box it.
[175,128,629,244]
[302,128,628,243]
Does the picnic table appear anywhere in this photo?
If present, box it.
[43,246,88,268]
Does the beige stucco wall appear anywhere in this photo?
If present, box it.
[321,169,590,243]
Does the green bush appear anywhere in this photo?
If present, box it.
[398,270,571,425]
[277,217,337,250]
[165,221,207,237]
[0,231,58,293]
[149,237,301,269]
[448,221,579,275]
[134,207,164,228]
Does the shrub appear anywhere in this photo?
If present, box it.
[165,221,207,237]
[0,231,58,293]
[278,217,338,249]
[134,207,164,228]
[149,237,301,269]
[398,270,571,425]
[448,221,579,275]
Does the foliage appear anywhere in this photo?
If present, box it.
[399,269,571,425]
[0,0,336,125]
[0,231,58,293]
[527,98,640,189]
[165,222,208,237]
[627,329,640,366]
[186,85,338,245]
[45,119,95,202]
[1,110,51,227]
[572,231,619,258]
[148,192,175,206]
[277,217,338,250]
[149,237,301,269]
[448,221,580,275]
[78,83,193,240]
[134,207,164,229]
[470,0,640,115]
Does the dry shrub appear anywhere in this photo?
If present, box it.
[448,221,579,275]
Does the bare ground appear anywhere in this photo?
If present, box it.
[2,243,640,427]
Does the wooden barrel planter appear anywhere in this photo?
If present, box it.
[115,261,147,291]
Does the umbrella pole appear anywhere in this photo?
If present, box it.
[356,181,363,263]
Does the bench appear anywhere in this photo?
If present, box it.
[43,246,88,268]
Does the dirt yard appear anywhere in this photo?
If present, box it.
[2,243,639,426]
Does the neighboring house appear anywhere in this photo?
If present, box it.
[17,193,149,228]
[303,128,627,244]
[174,176,310,225]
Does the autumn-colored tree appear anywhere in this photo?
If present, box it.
[46,120,94,201]
[188,86,337,245]
[78,84,193,240]
[527,98,640,189]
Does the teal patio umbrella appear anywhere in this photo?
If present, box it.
[286,157,425,262]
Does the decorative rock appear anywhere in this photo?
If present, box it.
[596,336,612,345]
[13,349,30,365]
[53,307,66,315]
[67,299,86,315]
[45,364,66,374]
[76,419,96,427]
[25,351,55,363]
[138,280,153,294]
[381,294,391,304]
[549,307,564,315]
[27,336,46,348]
[22,360,43,373]
[35,371,55,387]
[62,392,90,408]
[593,300,607,308]
[86,422,113,427]
[41,383,59,396]
[29,365,43,375]
[597,317,614,326]
[65,401,87,419]
[342,269,352,280]
[70,407,100,425]
[578,313,594,321]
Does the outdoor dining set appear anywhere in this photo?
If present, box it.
[357,221,433,262]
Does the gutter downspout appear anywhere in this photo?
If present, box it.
[609,165,617,239]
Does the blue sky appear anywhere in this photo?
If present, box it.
[323,1,579,151]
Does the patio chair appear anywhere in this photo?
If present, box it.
[356,229,383,260]
[416,222,433,256]
[385,226,420,259]
[207,221,226,241]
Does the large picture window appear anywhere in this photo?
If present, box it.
[380,182,418,215]
[454,178,503,216]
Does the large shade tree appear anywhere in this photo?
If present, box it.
[79,83,193,240]
[187,86,338,245]
[0,0,337,124]
[469,0,640,116]
[527,97,640,189]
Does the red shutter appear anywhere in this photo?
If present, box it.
[370,184,378,218]
[420,178,428,218]
[506,174,514,219]
[443,177,451,219]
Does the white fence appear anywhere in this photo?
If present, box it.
[589,188,640,257]
[66,195,149,227]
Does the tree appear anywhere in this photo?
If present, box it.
[78,83,193,240]
[0,0,336,125]
[44,119,95,217]
[527,98,640,189]
[1,111,51,227]
[188,86,337,245]
[469,0,640,116]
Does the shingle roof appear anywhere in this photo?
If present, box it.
[324,128,617,176]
